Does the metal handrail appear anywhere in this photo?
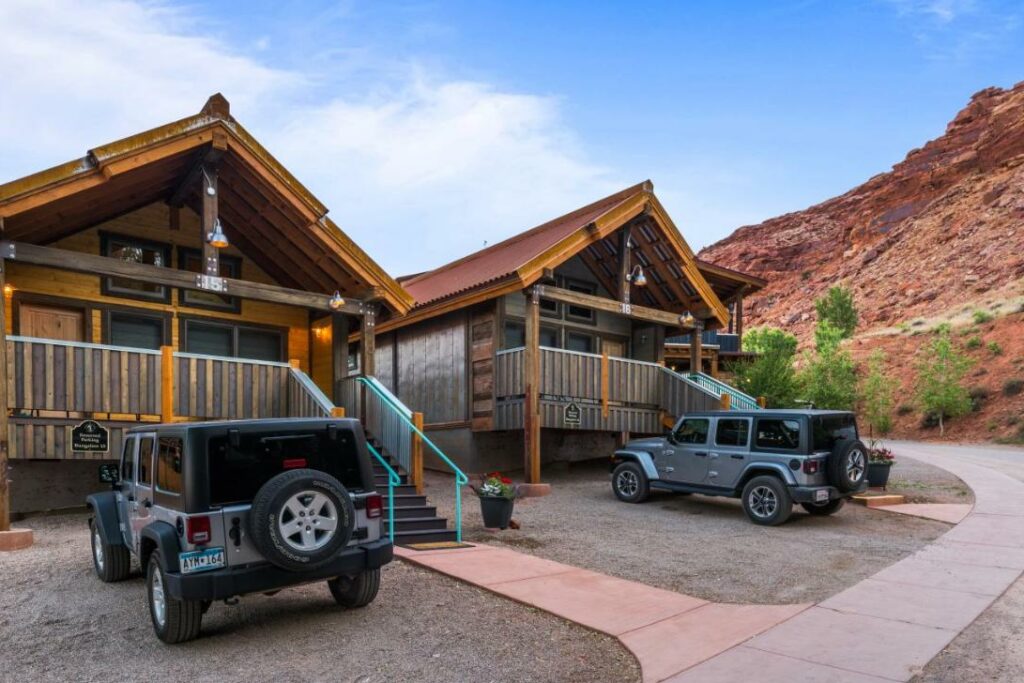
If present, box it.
[364,441,400,542]
[356,376,468,542]
[687,371,761,410]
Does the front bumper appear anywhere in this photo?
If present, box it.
[163,538,394,601]
[789,481,867,504]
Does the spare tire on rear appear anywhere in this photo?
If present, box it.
[249,469,355,572]
[828,439,868,492]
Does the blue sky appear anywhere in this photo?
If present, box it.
[1,1,1022,275]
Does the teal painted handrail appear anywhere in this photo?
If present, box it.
[688,372,761,410]
[357,377,468,543]
[364,441,400,543]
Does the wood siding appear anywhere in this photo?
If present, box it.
[173,355,291,419]
[8,417,137,461]
[393,312,467,425]
[469,306,496,431]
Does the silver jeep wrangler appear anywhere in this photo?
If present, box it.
[86,418,393,643]
[611,410,869,525]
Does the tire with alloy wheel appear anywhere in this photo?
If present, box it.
[741,475,793,526]
[249,469,355,572]
[90,518,131,582]
[828,440,868,492]
[147,551,203,644]
[612,461,649,503]
[801,498,846,516]
[328,568,381,608]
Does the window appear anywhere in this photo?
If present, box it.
[101,233,171,303]
[566,332,594,354]
[673,418,709,445]
[207,428,365,505]
[183,319,285,362]
[540,327,559,348]
[178,248,242,312]
[137,437,154,486]
[108,312,166,350]
[539,297,560,318]
[755,419,801,450]
[503,322,525,350]
[156,437,183,494]
[565,280,596,322]
[120,438,135,481]
[715,418,750,447]
[812,414,858,451]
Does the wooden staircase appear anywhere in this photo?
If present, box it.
[368,436,458,545]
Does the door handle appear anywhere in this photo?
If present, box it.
[664,450,675,456]
[694,451,707,457]
[730,454,745,460]
[710,452,720,459]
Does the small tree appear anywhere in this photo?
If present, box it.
[860,350,894,438]
[800,320,858,410]
[730,327,799,408]
[915,326,973,436]
[815,286,858,339]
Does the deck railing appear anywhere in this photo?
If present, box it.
[686,371,761,411]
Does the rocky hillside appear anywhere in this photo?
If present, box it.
[700,82,1024,442]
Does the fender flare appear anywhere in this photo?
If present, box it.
[139,521,182,573]
[738,462,798,489]
[612,450,659,481]
[85,491,124,548]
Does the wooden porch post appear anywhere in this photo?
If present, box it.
[160,345,174,422]
[201,165,220,277]
[360,305,376,378]
[331,313,350,405]
[618,225,632,305]
[523,287,541,483]
[690,319,704,375]
[735,295,744,342]
[412,412,424,494]
[0,257,8,532]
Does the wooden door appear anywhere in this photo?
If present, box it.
[19,303,85,341]
[602,338,626,359]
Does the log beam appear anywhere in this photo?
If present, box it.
[690,319,704,374]
[523,287,541,483]
[535,284,694,330]
[201,164,219,276]
[331,313,350,405]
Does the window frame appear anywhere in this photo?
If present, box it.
[753,417,804,453]
[565,330,596,354]
[176,247,243,313]
[714,417,752,449]
[102,307,172,350]
[179,315,287,362]
[155,436,184,496]
[564,278,597,324]
[136,435,155,487]
[99,232,172,304]
[672,417,710,445]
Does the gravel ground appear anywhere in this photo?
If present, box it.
[0,514,638,683]
[423,458,963,604]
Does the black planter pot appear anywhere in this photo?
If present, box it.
[867,462,892,488]
[479,496,515,529]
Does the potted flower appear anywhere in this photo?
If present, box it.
[470,472,518,529]
[867,443,896,488]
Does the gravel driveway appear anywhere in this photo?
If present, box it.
[424,457,962,604]
[0,514,638,683]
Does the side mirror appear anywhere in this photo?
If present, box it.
[98,463,119,484]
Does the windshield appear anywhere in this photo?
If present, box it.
[207,428,365,505]
[811,414,858,451]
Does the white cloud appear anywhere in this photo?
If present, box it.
[0,0,619,276]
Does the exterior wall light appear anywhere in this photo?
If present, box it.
[679,311,695,326]
[328,291,346,310]
[626,265,647,287]
[206,218,229,248]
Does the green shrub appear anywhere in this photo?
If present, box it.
[972,310,994,324]
[860,351,894,437]
[800,321,857,410]
[968,386,989,412]
[987,341,1003,355]
[1004,379,1024,396]
[814,286,858,339]
[915,326,974,436]
[731,328,800,408]
[965,336,982,349]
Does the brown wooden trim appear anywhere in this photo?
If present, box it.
[523,288,541,483]
[423,420,471,430]
[2,241,369,315]
[536,284,693,329]
[176,246,242,313]
[10,292,95,342]
[99,231,173,304]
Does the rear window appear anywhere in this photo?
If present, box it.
[812,414,858,451]
[755,419,801,451]
[207,428,365,506]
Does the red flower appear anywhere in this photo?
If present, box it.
[500,477,512,484]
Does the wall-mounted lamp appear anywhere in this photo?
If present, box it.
[679,311,695,326]
[625,264,647,287]
[206,218,229,249]
[328,291,346,311]
[3,284,13,296]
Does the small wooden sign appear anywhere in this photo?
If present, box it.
[564,401,582,426]
[72,420,109,453]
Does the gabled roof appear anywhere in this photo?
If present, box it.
[386,181,761,332]
[0,94,413,315]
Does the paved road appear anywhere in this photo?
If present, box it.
[890,441,1024,683]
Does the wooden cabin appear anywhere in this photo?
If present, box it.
[342,182,766,481]
[0,94,412,520]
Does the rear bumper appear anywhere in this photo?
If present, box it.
[163,538,394,601]
[789,481,867,503]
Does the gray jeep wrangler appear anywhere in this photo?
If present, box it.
[611,410,868,525]
[86,418,393,643]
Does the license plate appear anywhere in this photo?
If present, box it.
[815,489,830,503]
[179,547,226,575]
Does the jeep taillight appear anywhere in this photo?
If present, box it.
[365,493,383,519]
[803,459,821,475]
[187,515,211,545]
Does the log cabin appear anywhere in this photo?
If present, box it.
[0,95,418,525]
[340,182,766,482]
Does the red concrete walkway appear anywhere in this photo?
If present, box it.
[398,445,1024,681]
[395,543,809,682]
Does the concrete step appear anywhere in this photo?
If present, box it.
[388,504,438,519]
[393,528,458,546]
[851,493,906,508]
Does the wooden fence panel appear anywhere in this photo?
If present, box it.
[173,354,290,419]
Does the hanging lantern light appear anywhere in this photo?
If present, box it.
[626,264,647,287]
[206,218,229,249]
[679,311,695,326]
[328,291,345,310]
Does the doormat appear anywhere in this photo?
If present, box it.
[403,541,475,551]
